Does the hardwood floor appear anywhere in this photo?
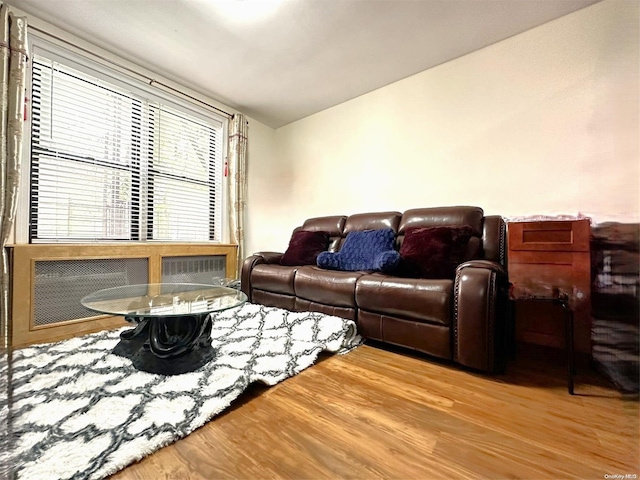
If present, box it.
[112,343,639,479]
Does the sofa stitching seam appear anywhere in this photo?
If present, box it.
[499,221,506,265]
[488,270,496,370]
[453,269,462,362]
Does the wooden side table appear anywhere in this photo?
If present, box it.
[510,284,576,394]
[507,219,591,353]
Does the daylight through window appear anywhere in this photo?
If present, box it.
[29,48,224,243]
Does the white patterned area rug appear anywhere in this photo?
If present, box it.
[9,303,362,480]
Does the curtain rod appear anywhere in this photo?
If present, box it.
[28,25,234,119]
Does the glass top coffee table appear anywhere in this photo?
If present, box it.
[82,283,247,375]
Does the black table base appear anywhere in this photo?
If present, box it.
[113,314,216,375]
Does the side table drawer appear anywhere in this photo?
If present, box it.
[509,220,590,252]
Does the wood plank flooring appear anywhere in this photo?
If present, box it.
[111,343,639,479]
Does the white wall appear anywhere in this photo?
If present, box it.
[245,118,280,250]
[245,0,639,255]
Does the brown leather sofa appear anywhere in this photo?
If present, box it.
[241,206,510,373]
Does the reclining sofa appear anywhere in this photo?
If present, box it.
[241,206,510,373]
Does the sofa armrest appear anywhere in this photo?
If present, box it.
[457,259,506,276]
[240,252,284,300]
[252,251,284,264]
[454,261,509,372]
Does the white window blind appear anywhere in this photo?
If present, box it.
[29,49,224,243]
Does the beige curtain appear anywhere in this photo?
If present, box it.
[227,114,248,278]
[0,4,27,350]
[0,3,27,474]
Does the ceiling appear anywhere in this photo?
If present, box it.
[10,0,601,128]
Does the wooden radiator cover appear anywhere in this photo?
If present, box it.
[9,243,238,347]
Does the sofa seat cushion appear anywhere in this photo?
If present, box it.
[251,264,298,295]
[295,266,365,308]
[355,273,453,325]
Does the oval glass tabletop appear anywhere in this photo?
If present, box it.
[81,283,247,318]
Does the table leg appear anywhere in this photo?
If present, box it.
[148,314,207,358]
[560,300,575,395]
[112,314,216,375]
[120,317,149,340]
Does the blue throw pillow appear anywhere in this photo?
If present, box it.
[317,228,400,272]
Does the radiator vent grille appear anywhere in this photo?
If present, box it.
[161,255,226,284]
[34,258,148,326]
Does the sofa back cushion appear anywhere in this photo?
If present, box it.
[396,207,490,277]
[398,225,476,278]
[339,212,402,250]
[398,207,484,239]
[301,215,346,253]
[317,228,400,272]
[280,230,330,266]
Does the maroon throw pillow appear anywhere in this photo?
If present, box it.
[280,230,330,266]
[398,226,476,279]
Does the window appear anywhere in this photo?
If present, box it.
[28,42,225,243]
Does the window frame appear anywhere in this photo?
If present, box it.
[17,33,229,245]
